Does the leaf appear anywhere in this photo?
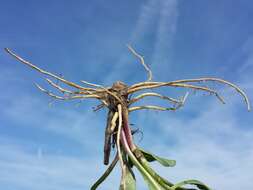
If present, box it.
[90,155,118,190]
[127,155,134,168]
[171,179,212,190]
[142,175,166,190]
[119,166,136,190]
[139,148,176,167]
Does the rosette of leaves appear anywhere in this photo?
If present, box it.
[4,46,250,190]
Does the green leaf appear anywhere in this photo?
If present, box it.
[90,156,118,190]
[142,175,166,190]
[171,179,212,190]
[119,166,136,190]
[125,147,163,190]
[127,155,134,168]
[139,148,176,167]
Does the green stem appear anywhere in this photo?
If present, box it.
[91,154,118,190]
[121,130,163,190]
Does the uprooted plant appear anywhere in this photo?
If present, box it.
[5,46,250,190]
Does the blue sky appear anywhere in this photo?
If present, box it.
[0,0,253,189]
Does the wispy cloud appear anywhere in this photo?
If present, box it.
[129,0,159,43]
[238,37,253,74]
[151,0,178,80]
[0,140,121,190]
[103,0,178,84]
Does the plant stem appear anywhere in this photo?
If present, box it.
[120,129,162,189]
[121,106,135,150]
[90,154,118,190]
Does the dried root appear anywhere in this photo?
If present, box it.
[5,46,250,190]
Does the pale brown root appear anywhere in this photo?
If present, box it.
[46,78,73,94]
[35,83,101,100]
[128,82,226,104]
[128,78,250,110]
[81,80,108,89]
[180,91,189,106]
[127,45,152,82]
[116,104,125,187]
[92,103,107,111]
[81,80,125,105]
[129,92,181,105]
[66,94,101,99]
[5,48,96,92]
[35,83,65,100]
[46,78,99,96]
[110,111,119,132]
[128,105,176,112]
[171,83,226,104]
[174,77,251,110]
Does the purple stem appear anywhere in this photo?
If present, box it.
[121,108,136,151]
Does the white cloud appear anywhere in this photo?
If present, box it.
[0,140,121,190]
[238,37,253,73]
[103,0,179,84]
[129,0,159,42]
[151,0,178,80]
